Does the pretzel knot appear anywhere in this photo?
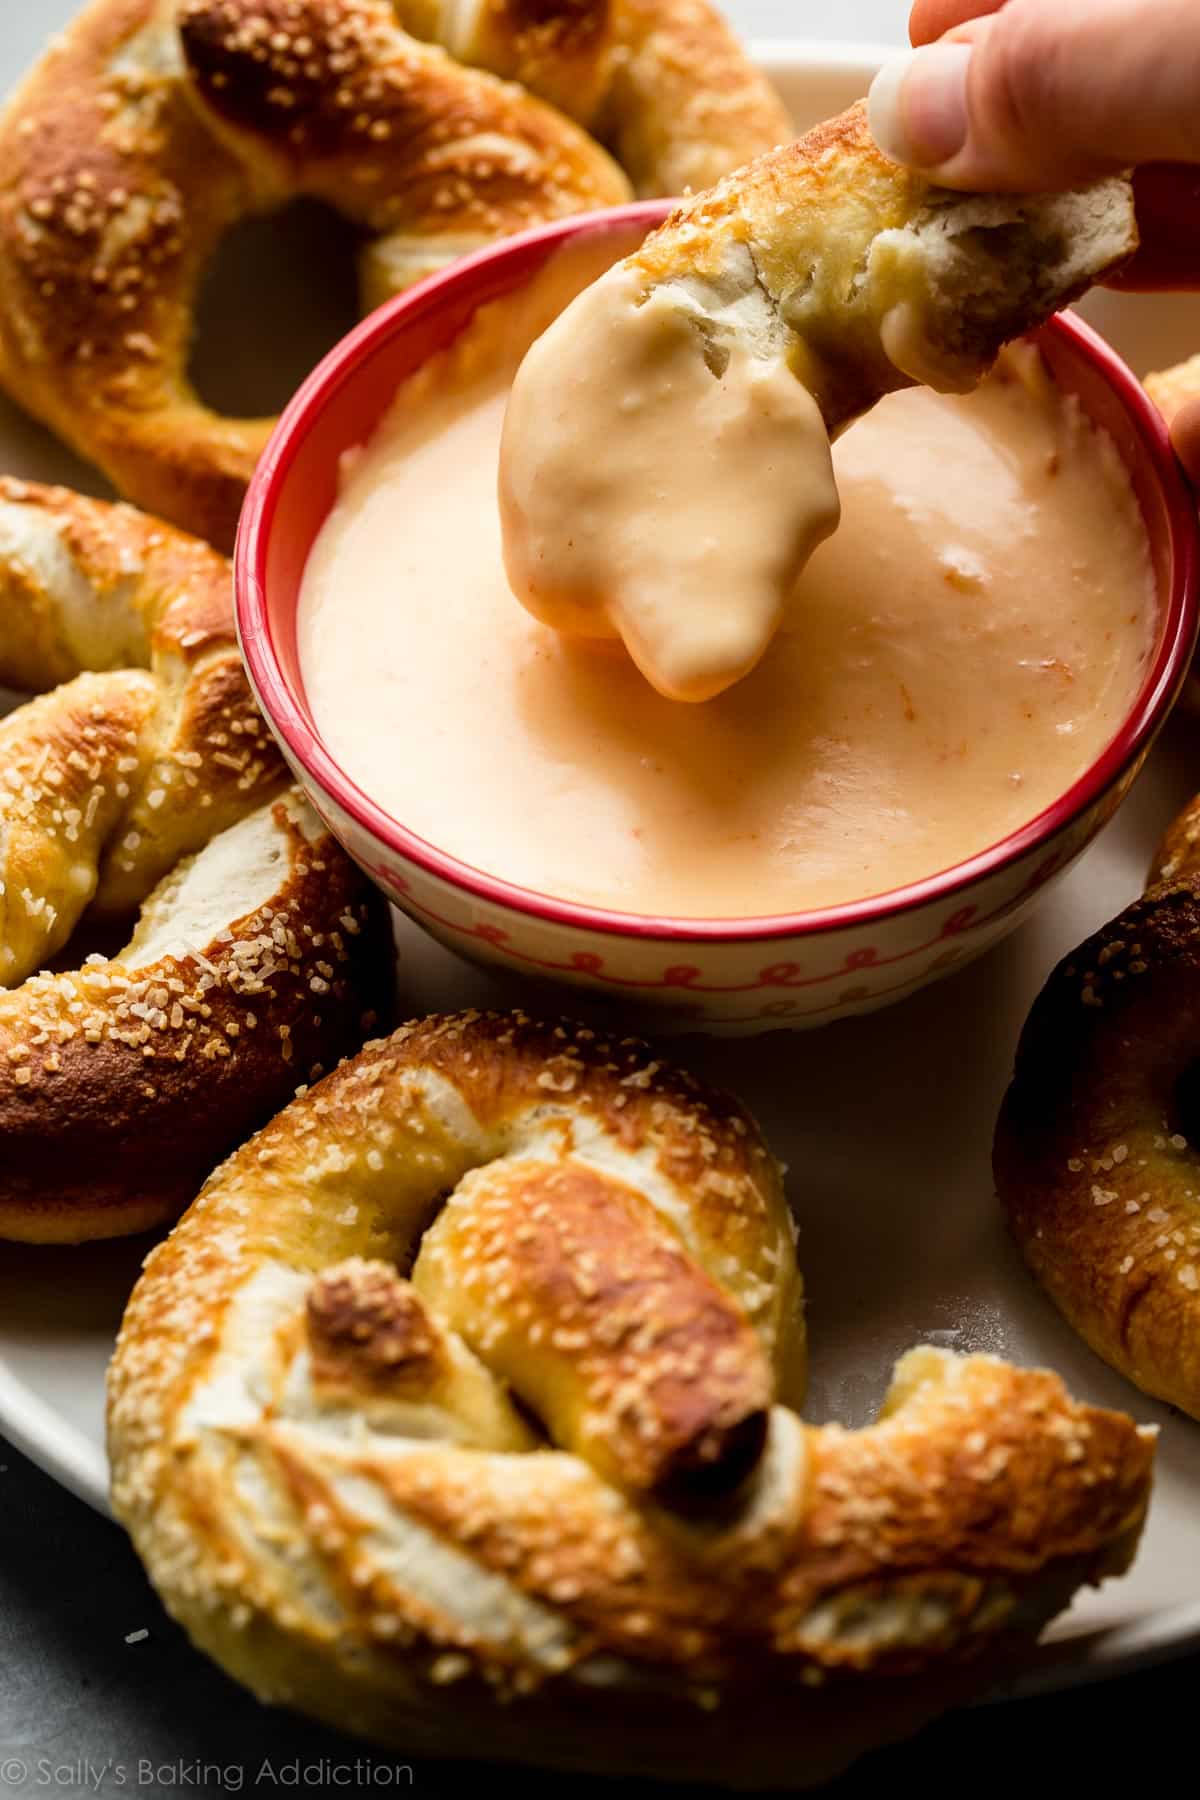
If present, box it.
[0,478,391,1242]
[0,0,788,550]
[110,1013,1154,1781]
[996,789,1200,1421]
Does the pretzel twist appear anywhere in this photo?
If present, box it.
[109,1012,1154,1783]
[0,0,785,550]
[996,792,1200,1419]
[0,479,392,1242]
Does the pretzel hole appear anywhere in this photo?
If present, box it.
[40,911,130,974]
[653,1409,770,1511]
[189,201,361,419]
[1173,1062,1200,1148]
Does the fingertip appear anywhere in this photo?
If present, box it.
[867,43,973,171]
[867,55,916,164]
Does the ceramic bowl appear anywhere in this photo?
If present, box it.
[236,143,1198,1037]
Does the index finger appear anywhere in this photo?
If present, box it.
[909,0,1006,45]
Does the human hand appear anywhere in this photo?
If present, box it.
[869,1,1200,481]
[871,1,1200,189]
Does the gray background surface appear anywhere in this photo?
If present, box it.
[0,0,1192,1794]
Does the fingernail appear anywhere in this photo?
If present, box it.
[868,43,973,168]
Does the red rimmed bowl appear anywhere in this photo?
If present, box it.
[236,202,1199,1034]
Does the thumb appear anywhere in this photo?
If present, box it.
[869,0,1200,191]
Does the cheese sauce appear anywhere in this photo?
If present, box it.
[498,266,842,703]
[299,243,1155,920]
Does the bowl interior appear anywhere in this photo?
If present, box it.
[237,204,1198,942]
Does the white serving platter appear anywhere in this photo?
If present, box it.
[1,31,1199,1701]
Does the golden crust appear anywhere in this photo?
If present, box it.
[108,1010,1154,1782]
[596,0,792,196]
[995,856,1200,1419]
[414,1155,773,1496]
[0,477,285,969]
[1150,791,1200,885]
[0,479,394,1241]
[1145,351,1200,427]
[629,102,1137,430]
[0,795,392,1243]
[392,0,790,195]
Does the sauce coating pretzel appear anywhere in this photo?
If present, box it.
[0,478,392,1241]
[0,0,785,550]
[109,1012,1154,1784]
[996,793,1200,1420]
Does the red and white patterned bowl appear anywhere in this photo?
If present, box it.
[235,202,1199,1033]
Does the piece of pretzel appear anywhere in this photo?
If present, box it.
[995,793,1200,1419]
[1145,352,1200,426]
[0,478,393,1241]
[499,104,1138,696]
[0,0,785,553]
[557,104,1138,437]
[109,1012,1154,1784]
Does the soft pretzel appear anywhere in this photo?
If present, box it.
[994,792,1200,1419]
[0,479,393,1241]
[109,1012,1154,1785]
[1145,351,1200,425]
[393,0,792,198]
[0,0,784,552]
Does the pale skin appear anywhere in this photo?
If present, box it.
[867,0,1200,479]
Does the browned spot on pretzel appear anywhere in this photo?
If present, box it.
[308,1258,443,1395]
[415,1155,771,1497]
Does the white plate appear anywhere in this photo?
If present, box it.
[1,30,1200,1698]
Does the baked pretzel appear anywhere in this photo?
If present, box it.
[994,792,1200,1419]
[0,0,784,552]
[0,479,392,1241]
[393,0,792,198]
[1142,357,1200,708]
[1145,352,1200,426]
[109,1013,1154,1785]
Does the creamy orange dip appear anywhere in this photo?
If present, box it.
[298,239,1155,920]
[499,266,842,703]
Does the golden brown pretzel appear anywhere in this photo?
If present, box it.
[0,478,392,1241]
[1145,352,1200,426]
[393,0,792,196]
[109,1012,1154,1784]
[995,792,1200,1419]
[0,0,785,551]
